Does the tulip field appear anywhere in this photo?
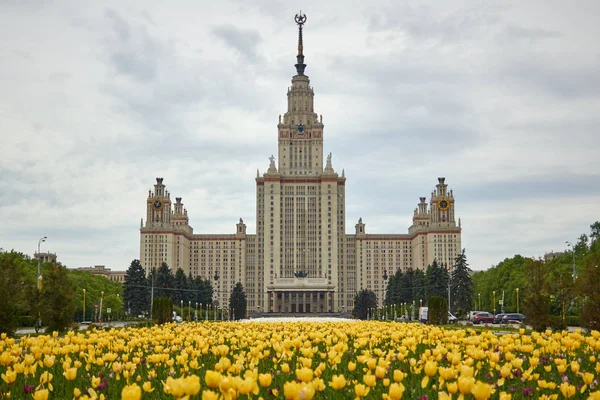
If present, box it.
[1,321,600,399]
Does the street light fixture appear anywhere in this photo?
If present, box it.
[516,288,519,314]
[565,241,577,279]
[478,293,481,310]
[37,236,47,290]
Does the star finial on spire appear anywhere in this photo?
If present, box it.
[294,12,307,75]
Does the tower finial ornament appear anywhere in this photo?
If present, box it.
[294,12,307,76]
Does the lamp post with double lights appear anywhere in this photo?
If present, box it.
[565,241,577,280]
[382,269,388,319]
[214,271,220,321]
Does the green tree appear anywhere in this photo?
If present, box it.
[428,296,448,325]
[522,258,552,331]
[425,261,449,300]
[578,237,600,331]
[384,269,402,306]
[0,252,31,336]
[591,221,600,244]
[451,249,473,317]
[412,269,426,305]
[229,282,247,320]
[155,262,174,300]
[123,259,148,317]
[352,289,377,320]
[174,268,188,304]
[195,276,214,306]
[40,264,76,332]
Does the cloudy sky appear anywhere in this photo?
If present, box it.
[1,0,599,271]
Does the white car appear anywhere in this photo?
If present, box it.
[448,311,458,323]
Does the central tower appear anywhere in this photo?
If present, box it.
[256,13,346,314]
[277,13,324,177]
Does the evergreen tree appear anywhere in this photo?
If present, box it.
[174,268,188,304]
[194,276,214,306]
[450,249,473,316]
[425,260,449,300]
[412,269,426,305]
[402,268,415,304]
[352,289,377,320]
[40,264,76,332]
[384,269,402,306]
[229,282,247,320]
[591,221,600,244]
[155,262,174,300]
[123,259,148,317]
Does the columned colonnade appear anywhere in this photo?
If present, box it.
[268,291,333,313]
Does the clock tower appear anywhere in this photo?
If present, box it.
[146,177,171,228]
[277,13,324,177]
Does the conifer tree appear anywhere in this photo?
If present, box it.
[174,268,188,304]
[229,282,247,320]
[123,259,148,317]
[155,262,174,300]
[352,289,377,320]
[450,249,473,316]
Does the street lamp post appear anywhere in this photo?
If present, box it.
[493,291,496,315]
[478,293,481,310]
[82,289,86,322]
[565,241,577,279]
[516,288,519,314]
[98,291,105,323]
[188,301,191,321]
[37,236,47,291]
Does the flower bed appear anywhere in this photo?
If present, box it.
[1,322,599,399]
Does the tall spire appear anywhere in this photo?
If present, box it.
[294,12,307,75]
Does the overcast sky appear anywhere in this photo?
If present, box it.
[1,0,599,271]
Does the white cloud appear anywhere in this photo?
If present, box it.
[1,0,599,272]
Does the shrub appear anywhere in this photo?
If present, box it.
[565,315,581,327]
[428,296,448,325]
[152,297,173,324]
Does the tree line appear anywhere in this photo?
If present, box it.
[472,221,600,330]
[123,260,214,317]
[0,251,122,335]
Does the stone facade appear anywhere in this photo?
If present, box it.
[74,265,126,283]
[139,19,462,312]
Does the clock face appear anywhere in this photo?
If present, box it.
[296,123,305,134]
[153,199,163,210]
[438,198,450,211]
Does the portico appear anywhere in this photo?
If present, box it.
[267,277,335,313]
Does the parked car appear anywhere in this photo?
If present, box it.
[473,312,495,324]
[502,313,525,324]
[467,311,485,322]
[493,313,507,324]
[448,311,458,323]
[419,307,428,323]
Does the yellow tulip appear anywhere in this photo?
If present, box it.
[259,373,272,387]
[1,370,16,384]
[142,381,154,392]
[375,365,386,379]
[559,382,576,398]
[388,382,405,400]
[63,367,77,381]
[354,383,370,398]
[329,374,346,390]
[281,363,290,374]
[472,381,493,400]
[424,360,437,377]
[121,384,142,400]
[438,392,451,400]
[205,370,221,389]
[348,361,357,372]
[363,373,376,387]
[447,381,458,394]
[202,390,219,400]
[583,372,595,385]
[91,375,101,389]
[458,376,475,395]
[296,367,313,383]
[33,389,49,400]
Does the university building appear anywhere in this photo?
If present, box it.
[139,15,462,313]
